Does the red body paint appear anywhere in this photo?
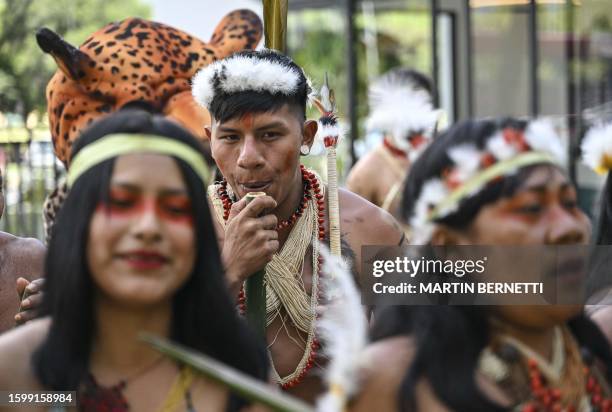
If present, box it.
[98,188,193,224]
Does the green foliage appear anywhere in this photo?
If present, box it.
[0,0,151,122]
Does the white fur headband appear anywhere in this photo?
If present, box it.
[191,52,305,110]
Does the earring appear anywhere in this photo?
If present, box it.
[300,144,310,155]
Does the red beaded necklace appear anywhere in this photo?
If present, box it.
[218,165,326,389]
[521,358,612,412]
[383,138,408,158]
[217,168,316,231]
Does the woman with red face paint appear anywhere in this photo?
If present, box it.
[351,118,612,412]
[0,110,269,411]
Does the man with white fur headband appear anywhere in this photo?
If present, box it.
[346,68,441,222]
[191,49,403,403]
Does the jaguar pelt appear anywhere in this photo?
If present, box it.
[36,10,262,166]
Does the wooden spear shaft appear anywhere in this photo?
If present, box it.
[317,74,342,257]
[327,147,341,256]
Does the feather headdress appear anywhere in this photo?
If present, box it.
[410,118,566,244]
[191,49,310,110]
[366,72,441,158]
[315,245,368,412]
[581,122,612,174]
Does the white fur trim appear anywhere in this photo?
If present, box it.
[191,53,301,109]
[581,122,612,173]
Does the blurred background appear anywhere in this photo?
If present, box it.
[1,0,612,238]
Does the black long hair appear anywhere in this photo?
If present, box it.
[33,110,268,402]
[375,118,612,412]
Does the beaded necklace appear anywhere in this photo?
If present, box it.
[382,137,408,159]
[479,326,612,412]
[209,165,326,389]
[78,363,194,412]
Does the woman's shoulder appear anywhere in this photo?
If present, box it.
[189,370,232,411]
[0,317,50,390]
[350,335,454,412]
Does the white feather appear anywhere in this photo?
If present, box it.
[366,89,439,148]
[448,144,482,181]
[368,72,431,107]
[191,52,301,109]
[315,123,343,143]
[315,245,368,412]
[410,178,449,245]
[486,131,517,161]
[366,72,437,146]
[525,119,566,164]
[306,76,317,108]
[581,122,612,172]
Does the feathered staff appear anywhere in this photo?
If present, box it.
[315,246,368,411]
[314,74,342,256]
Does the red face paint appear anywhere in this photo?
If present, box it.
[98,188,193,225]
[494,192,544,223]
[241,113,254,129]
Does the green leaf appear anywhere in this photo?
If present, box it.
[141,334,314,412]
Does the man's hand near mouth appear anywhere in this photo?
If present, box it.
[220,194,279,297]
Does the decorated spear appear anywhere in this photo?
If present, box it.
[242,0,289,338]
[314,74,342,256]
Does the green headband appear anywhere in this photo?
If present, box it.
[429,151,560,221]
[67,134,211,187]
